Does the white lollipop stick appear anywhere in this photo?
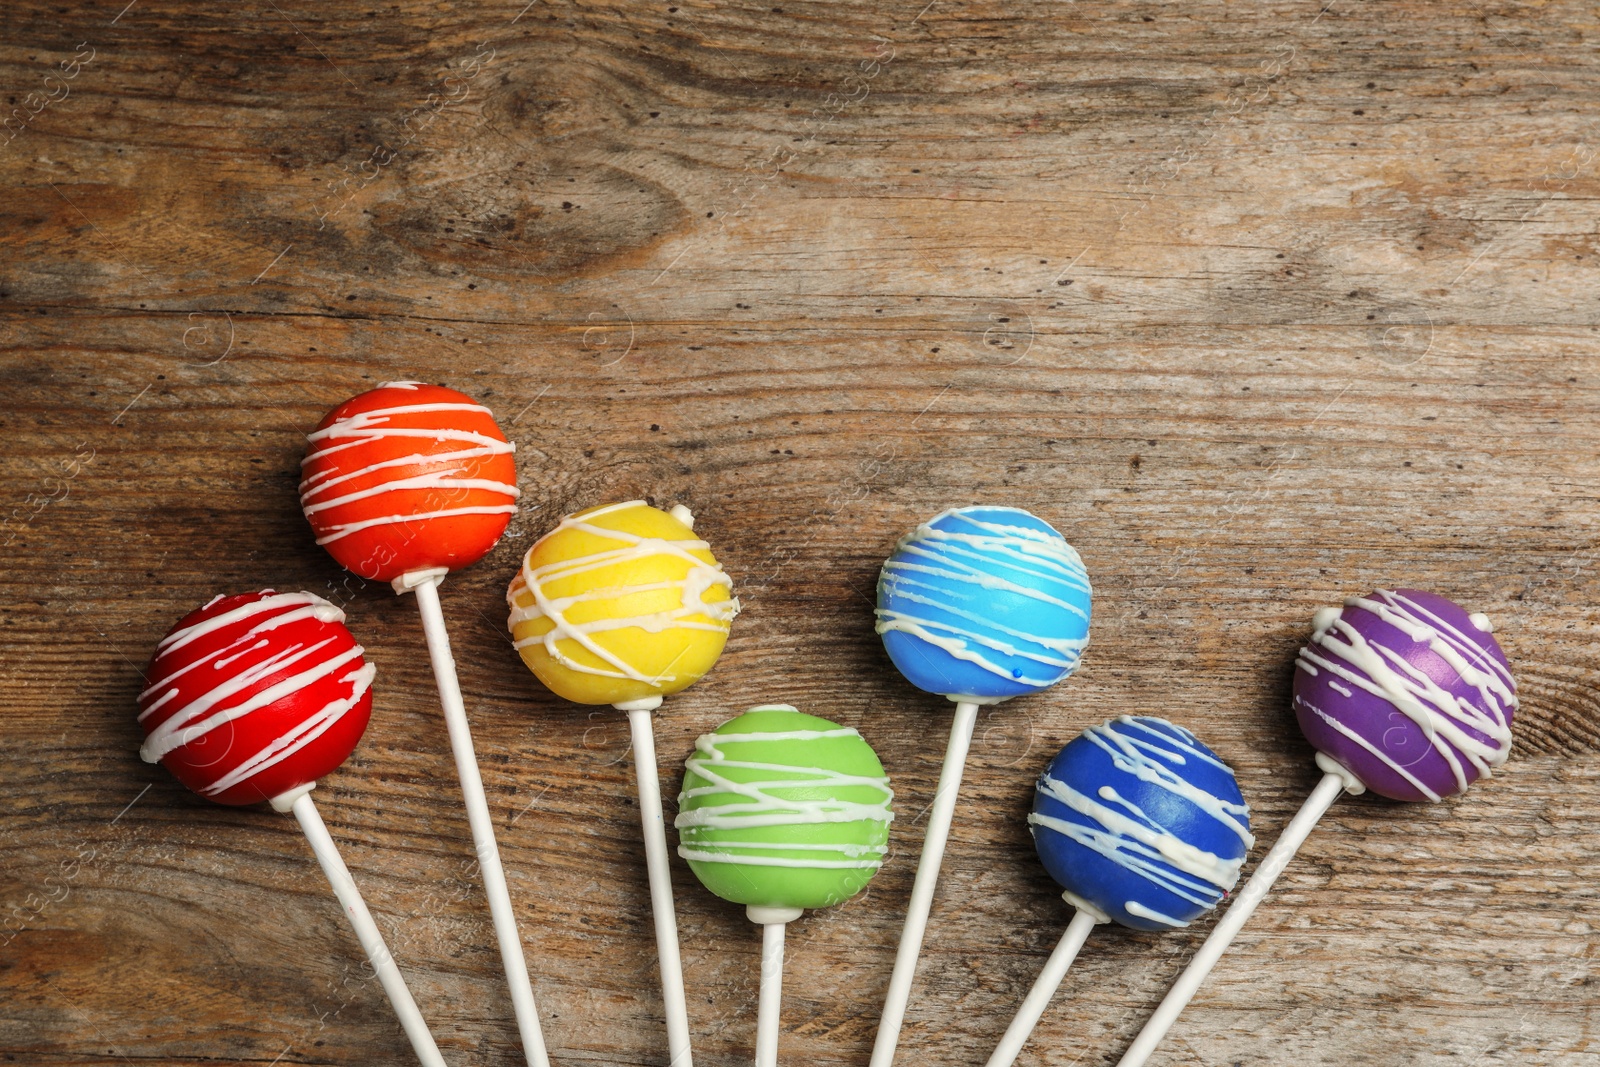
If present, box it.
[985,904,1107,1067]
[870,699,980,1067]
[1115,760,1361,1067]
[623,701,695,1067]
[273,785,447,1067]
[398,569,551,1067]
[749,905,802,1067]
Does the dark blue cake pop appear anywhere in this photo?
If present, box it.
[1030,716,1253,931]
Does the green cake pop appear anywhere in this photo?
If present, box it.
[677,704,894,909]
[675,704,894,1066]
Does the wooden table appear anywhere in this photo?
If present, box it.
[3,1,1596,1064]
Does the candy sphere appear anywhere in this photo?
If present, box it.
[675,705,894,911]
[137,591,375,806]
[1029,716,1253,932]
[300,381,520,583]
[876,506,1092,703]
[1293,588,1516,803]
[506,500,738,708]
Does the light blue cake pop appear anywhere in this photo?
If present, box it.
[875,506,1092,702]
[1030,716,1253,931]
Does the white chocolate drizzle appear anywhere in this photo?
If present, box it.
[138,592,374,798]
[875,507,1091,687]
[506,500,738,688]
[1296,589,1516,802]
[299,384,519,545]
[675,706,894,870]
[1028,716,1253,929]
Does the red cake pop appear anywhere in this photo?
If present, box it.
[300,380,520,583]
[137,590,445,1067]
[138,590,374,805]
[298,383,550,1066]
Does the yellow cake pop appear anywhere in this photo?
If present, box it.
[507,498,738,1066]
[506,500,739,709]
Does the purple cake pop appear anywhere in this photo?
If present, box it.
[1114,589,1519,1067]
[1292,588,1516,803]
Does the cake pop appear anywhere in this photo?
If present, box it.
[507,500,737,707]
[300,380,519,582]
[676,705,893,1067]
[1294,589,1514,802]
[301,382,548,1067]
[1117,589,1516,1067]
[876,505,1091,701]
[508,499,738,1067]
[137,591,444,1067]
[871,506,1092,1067]
[985,717,1252,1067]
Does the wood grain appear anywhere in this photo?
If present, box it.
[3,1,1598,1064]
